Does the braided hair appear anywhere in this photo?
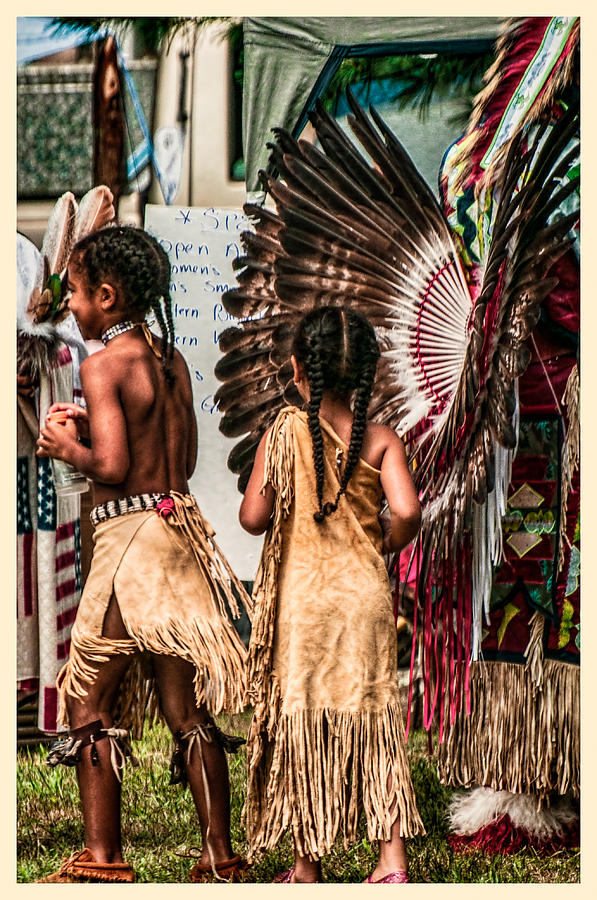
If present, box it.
[292,306,380,523]
[69,225,176,383]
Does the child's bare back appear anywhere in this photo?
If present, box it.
[82,332,197,505]
[37,224,198,505]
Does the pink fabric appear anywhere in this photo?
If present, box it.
[367,871,409,883]
[398,544,418,589]
[273,869,295,884]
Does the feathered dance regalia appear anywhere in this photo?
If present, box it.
[434,16,580,853]
[215,15,579,850]
[17,186,115,379]
[17,186,115,734]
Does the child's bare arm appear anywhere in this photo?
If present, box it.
[187,413,198,479]
[181,362,198,479]
[379,429,421,554]
[239,428,275,535]
[37,355,129,485]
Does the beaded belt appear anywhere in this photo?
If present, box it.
[90,492,167,526]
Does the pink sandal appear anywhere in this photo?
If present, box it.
[367,870,409,884]
[273,867,323,884]
[273,867,295,883]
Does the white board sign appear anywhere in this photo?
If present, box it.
[144,204,262,580]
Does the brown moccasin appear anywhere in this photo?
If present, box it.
[37,848,135,883]
[189,853,248,883]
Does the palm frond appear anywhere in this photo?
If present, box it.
[50,17,236,54]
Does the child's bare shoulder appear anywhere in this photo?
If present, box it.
[79,349,108,378]
[171,347,193,390]
[80,345,125,377]
[172,346,190,373]
[366,421,402,448]
[366,421,406,468]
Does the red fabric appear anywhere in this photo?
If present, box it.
[405,538,421,740]
[449,814,580,855]
[56,606,78,632]
[544,253,580,335]
[56,549,76,572]
[42,686,58,734]
[480,586,533,656]
[56,638,71,661]
[55,521,77,541]
[398,544,418,590]
[518,354,576,416]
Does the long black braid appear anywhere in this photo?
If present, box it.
[304,335,326,515]
[292,306,380,523]
[69,225,176,384]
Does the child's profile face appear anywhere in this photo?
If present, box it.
[65,265,105,341]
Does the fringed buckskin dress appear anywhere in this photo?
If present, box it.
[245,407,424,859]
[57,492,251,736]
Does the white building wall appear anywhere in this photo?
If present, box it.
[149,23,245,209]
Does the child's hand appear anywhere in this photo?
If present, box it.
[37,413,78,460]
[45,402,89,439]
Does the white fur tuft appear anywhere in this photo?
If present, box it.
[449,786,578,841]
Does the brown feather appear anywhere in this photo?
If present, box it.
[219,386,283,438]
[214,344,275,382]
[217,320,280,355]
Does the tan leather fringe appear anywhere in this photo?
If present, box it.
[57,495,252,734]
[437,659,579,802]
[245,408,295,718]
[246,702,424,860]
[559,363,580,573]
[243,410,296,854]
[167,491,254,621]
[111,655,161,739]
[524,611,545,691]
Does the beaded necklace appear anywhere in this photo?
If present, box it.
[100,319,162,359]
[100,320,142,345]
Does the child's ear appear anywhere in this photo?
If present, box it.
[98,282,118,310]
[291,355,305,383]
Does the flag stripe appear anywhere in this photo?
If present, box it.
[42,687,58,733]
[56,606,78,632]
[56,549,76,572]
[56,639,71,661]
[56,522,76,542]
[56,579,77,603]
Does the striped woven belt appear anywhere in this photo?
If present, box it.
[90,492,168,526]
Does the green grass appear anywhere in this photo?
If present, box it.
[17,713,580,884]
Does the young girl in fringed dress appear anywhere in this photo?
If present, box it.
[239,306,425,884]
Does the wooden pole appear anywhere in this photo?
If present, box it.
[93,35,125,214]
